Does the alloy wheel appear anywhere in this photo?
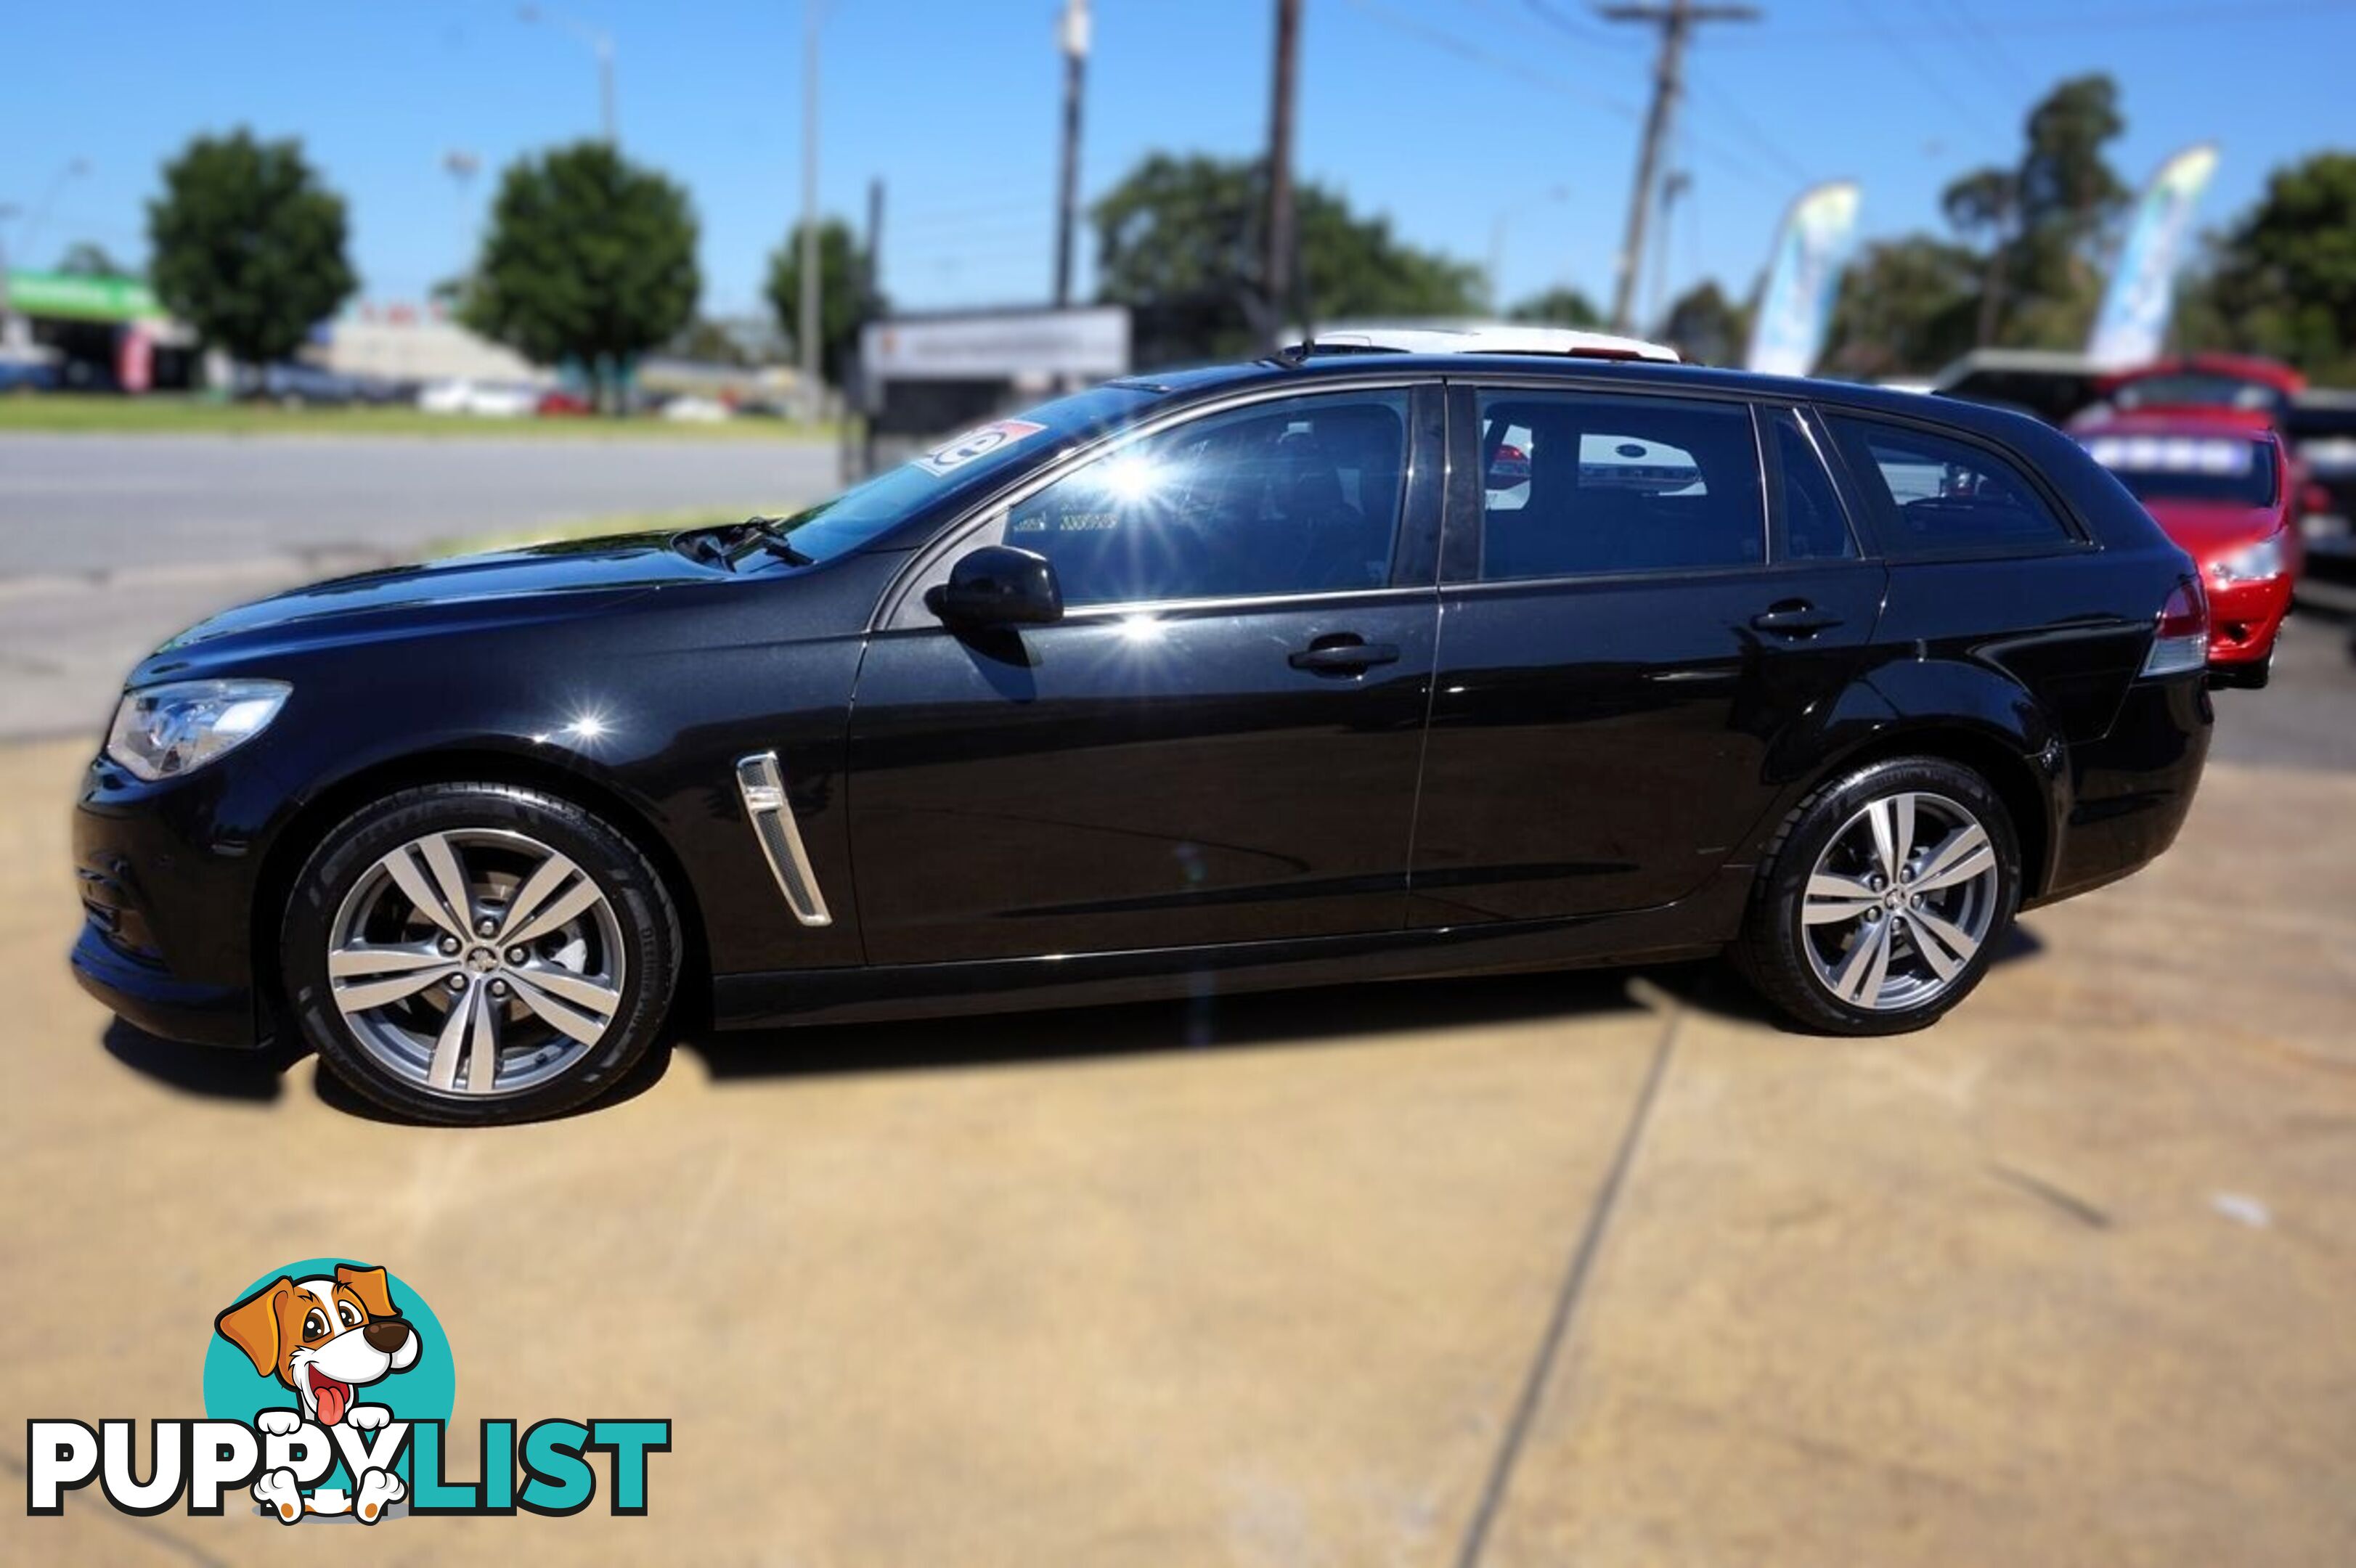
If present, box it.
[325,828,627,1096]
[1798,790,2000,1012]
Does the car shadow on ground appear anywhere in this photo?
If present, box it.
[93,924,2045,1124]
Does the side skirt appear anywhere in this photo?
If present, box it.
[710,865,1751,1029]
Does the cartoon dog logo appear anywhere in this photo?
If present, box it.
[214,1264,419,1523]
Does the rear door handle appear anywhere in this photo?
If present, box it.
[1289,635,1400,674]
[1750,601,1843,637]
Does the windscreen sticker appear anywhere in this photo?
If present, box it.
[914,420,1048,476]
[2082,434,2254,475]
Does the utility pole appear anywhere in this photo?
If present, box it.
[1601,0,1756,333]
[799,0,823,422]
[1053,0,1090,310]
[1261,0,1302,354]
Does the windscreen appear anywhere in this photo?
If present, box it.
[2082,433,2278,507]
[741,383,1159,563]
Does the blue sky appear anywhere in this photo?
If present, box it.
[4,0,2351,328]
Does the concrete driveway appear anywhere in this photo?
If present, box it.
[5,716,2355,1564]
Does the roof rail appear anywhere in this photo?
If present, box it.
[1283,322,1682,365]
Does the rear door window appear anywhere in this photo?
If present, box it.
[1473,392,1765,579]
[1823,414,2074,557]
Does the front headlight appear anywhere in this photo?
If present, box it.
[2213,533,2288,585]
[105,679,291,782]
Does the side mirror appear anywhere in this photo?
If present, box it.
[2302,481,2335,519]
[924,544,1064,629]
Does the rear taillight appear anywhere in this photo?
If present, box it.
[2140,574,2209,677]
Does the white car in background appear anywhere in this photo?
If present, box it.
[417,378,539,418]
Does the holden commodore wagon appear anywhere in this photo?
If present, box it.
[75,327,2214,1122]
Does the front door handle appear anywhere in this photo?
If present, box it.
[1750,600,1843,637]
[1289,634,1400,674]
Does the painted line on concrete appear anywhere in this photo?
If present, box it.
[1452,983,1683,1568]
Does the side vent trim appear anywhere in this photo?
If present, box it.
[733,751,833,928]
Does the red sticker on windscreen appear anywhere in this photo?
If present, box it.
[913,420,1048,476]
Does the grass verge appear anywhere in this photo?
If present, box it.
[423,508,743,559]
[0,393,844,441]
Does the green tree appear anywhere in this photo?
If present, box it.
[1941,166,2016,346]
[146,128,356,365]
[56,241,132,278]
[462,141,701,411]
[762,219,881,388]
[1821,236,1983,380]
[1093,152,1483,367]
[1508,285,1603,328]
[1938,76,2127,351]
[1656,279,1750,365]
[2187,152,2356,381]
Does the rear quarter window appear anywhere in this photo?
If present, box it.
[1823,413,2075,558]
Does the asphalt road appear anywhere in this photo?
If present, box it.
[0,433,841,739]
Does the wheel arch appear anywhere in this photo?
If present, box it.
[1771,721,2058,903]
[249,747,711,1036]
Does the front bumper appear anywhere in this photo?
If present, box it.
[70,751,277,1050]
[2205,572,2294,666]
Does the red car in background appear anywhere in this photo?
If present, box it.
[2077,409,2301,686]
[2091,353,2307,425]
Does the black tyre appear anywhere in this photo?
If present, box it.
[1735,756,2021,1036]
[282,783,681,1124]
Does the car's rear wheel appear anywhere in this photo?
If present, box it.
[282,783,680,1124]
[1736,757,2020,1035]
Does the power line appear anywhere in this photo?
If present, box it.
[1931,0,2038,94]
[1839,0,2006,147]
[1684,63,1812,185]
[1518,0,1632,47]
[1345,0,1774,191]
[1713,0,2356,45]
[1347,0,1643,116]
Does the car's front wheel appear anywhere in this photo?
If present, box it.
[1737,756,2020,1035]
[282,783,681,1124]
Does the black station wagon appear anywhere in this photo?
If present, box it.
[76,330,2214,1122]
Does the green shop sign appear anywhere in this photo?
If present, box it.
[4,270,164,323]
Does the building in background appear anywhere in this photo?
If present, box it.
[1,269,197,391]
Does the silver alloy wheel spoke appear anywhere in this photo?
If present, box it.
[497,852,585,944]
[330,943,460,1014]
[504,972,613,1047]
[1914,824,1994,891]
[1907,902,1980,981]
[425,982,481,1091]
[417,833,478,934]
[328,826,627,1098]
[502,875,605,950]
[1828,918,1893,1003]
[1800,789,2000,1012]
[383,846,467,940]
[1804,871,1880,924]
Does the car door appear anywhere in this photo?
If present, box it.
[847,383,1445,965]
[1406,383,1887,926]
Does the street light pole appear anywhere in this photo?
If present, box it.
[518,6,618,145]
[1053,0,1090,311]
[799,0,823,422]
[1260,0,1301,354]
[1488,185,1571,314]
[17,158,90,272]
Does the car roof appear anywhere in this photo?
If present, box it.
[1108,353,2063,444]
